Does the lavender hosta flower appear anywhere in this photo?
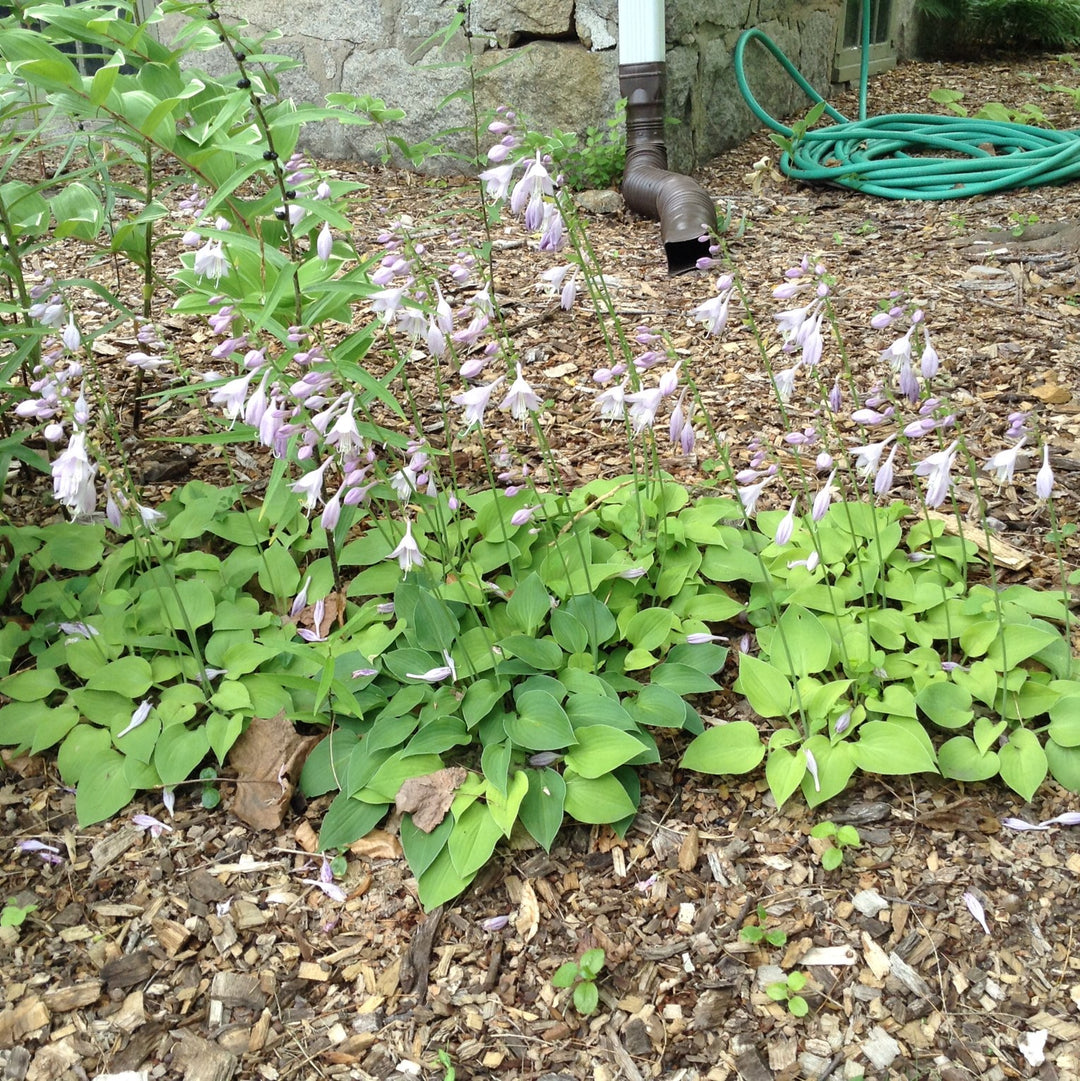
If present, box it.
[320,484,345,531]
[388,518,424,573]
[481,914,511,933]
[914,440,959,508]
[117,699,153,739]
[29,298,65,328]
[804,748,821,792]
[852,407,889,426]
[291,457,333,512]
[452,376,504,428]
[510,152,554,217]
[897,359,920,404]
[16,839,62,857]
[984,439,1025,487]
[132,813,173,838]
[52,429,96,518]
[962,891,991,935]
[499,363,541,426]
[1036,444,1055,500]
[209,369,256,424]
[480,161,516,200]
[812,471,836,522]
[192,238,229,282]
[737,477,771,516]
[595,379,627,422]
[59,620,99,642]
[539,205,564,251]
[316,222,333,262]
[510,504,541,527]
[880,324,914,371]
[61,315,81,352]
[833,708,852,735]
[772,365,799,402]
[690,279,733,335]
[851,434,895,478]
[658,360,682,397]
[301,877,347,903]
[774,497,798,546]
[625,387,664,433]
[560,272,577,310]
[406,650,457,683]
[873,444,899,496]
[686,632,729,644]
[920,331,940,379]
[618,567,647,580]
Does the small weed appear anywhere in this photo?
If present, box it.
[810,821,862,871]
[436,1049,455,1081]
[1,901,37,928]
[1008,210,1040,236]
[948,213,968,234]
[740,904,788,947]
[551,948,606,1016]
[766,970,809,1017]
[199,767,221,810]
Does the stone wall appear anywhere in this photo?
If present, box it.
[160,0,922,174]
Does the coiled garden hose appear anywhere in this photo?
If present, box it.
[733,0,1080,199]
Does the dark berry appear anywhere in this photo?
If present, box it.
[235,52,246,62]
[237,78,251,89]
[274,208,287,220]
[263,150,277,160]
[284,189,296,199]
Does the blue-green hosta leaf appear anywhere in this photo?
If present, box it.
[506,572,553,637]
[629,683,690,728]
[416,844,476,910]
[938,736,1000,782]
[680,720,765,775]
[500,635,564,671]
[563,772,637,824]
[998,728,1048,802]
[624,607,677,652]
[565,693,635,732]
[400,814,454,878]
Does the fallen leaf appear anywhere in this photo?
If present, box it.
[515,879,540,942]
[349,829,403,860]
[395,767,467,833]
[226,712,321,830]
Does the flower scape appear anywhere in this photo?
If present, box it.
[2,5,1080,1078]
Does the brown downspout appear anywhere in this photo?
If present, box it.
[619,61,717,275]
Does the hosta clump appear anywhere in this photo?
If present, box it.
[680,495,1080,806]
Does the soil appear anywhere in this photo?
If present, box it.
[3,56,1080,1081]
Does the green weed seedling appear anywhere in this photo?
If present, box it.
[740,904,788,948]
[1,901,37,930]
[810,821,862,871]
[551,947,606,1016]
[766,970,809,1017]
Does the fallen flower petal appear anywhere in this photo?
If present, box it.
[16,840,61,855]
[302,878,347,903]
[962,890,990,935]
[1039,811,1080,827]
[481,914,510,932]
[132,813,173,838]
[1001,816,1050,831]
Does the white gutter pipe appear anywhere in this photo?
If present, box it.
[618,0,717,274]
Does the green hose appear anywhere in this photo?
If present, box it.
[733,1,1080,199]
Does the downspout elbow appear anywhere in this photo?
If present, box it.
[619,62,717,275]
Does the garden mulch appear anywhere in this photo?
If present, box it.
[4,55,1080,1081]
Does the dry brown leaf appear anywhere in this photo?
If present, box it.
[348,829,403,860]
[395,767,468,833]
[226,712,321,831]
[515,879,540,942]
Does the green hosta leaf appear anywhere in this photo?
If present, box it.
[676,590,744,622]
[800,736,857,807]
[952,659,1001,708]
[734,653,794,718]
[500,635,564,671]
[681,720,765,775]
[998,727,1048,802]
[507,572,553,636]
[550,608,589,655]
[462,678,506,729]
[624,607,677,652]
[210,679,252,713]
[916,680,974,730]
[852,720,938,775]
[416,844,476,909]
[86,655,153,698]
[985,623,1059,671]
[505,690,575,751]
[0,667,60,702]
[766,605,831,676]
[158,578,218,631]
[406,717,471,756]
[563,772,637,824]
[154,724,210,785]
[1048,694,1080,747]
[565,693,635,732]
[666,641,727,675]
[564,725,647,778]
[319,792,388,850]
[205,711,244,763]
[765,746,806,809]
[50,181,103,240]
[629,683,689,728]
[938,736,1000,782]
[864,684,917,719]
[447,801,503,878]
[487,770,529,836]
[29,702,79,756]
[364,752,444,802]
[973,715,1007,755]
[410,590,460,653]
[400,814,454,878]
[564,595,617,649]
[56,723,111,784]
[301,729,361,796]
[75,750,135,827]
[652,662,720,696]
[1046,739,1080,792]
[520,768,566,850]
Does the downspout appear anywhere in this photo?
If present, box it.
[618,0,717,275]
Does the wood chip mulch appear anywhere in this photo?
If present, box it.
[3,56,1080,1081]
